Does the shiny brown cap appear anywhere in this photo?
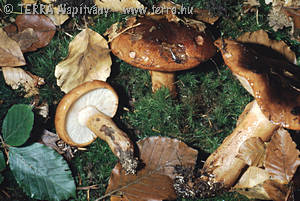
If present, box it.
[110,15,217,72]
[214,38,300,130]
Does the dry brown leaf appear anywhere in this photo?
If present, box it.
[0,28,25,67]
[111,195,129,201]
[283,8,300,42]
[237,29,296,64]
[265,128,300,184]
[46,5,69,26]
[105,136,198,201]
[10,28,39,53]
[94,0,144,12]
[194,9,219,24]
[15,14,56,52]
[40,130,77,161]
[2,67,45,97]
[243,0,260,13]
[236,137,266,167]
[234,167,271,200]
[55,28,112,93]
[263,180,290,201]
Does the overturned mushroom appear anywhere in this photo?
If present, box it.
[55,80,138,174]
[201,37,300,188]
[110,15,216,97]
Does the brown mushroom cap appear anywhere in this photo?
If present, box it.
[214,38,300,130]
[55,80,119,147]
[111,15,217,72]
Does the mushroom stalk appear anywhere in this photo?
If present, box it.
[79,106,138,174]
[149,71,176,97]
[202,100,279,187]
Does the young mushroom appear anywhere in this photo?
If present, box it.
[200,37,300,188]
[55,80,138,174]
[110,15,216,97]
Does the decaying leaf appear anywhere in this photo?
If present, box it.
[268,6,293,31]
[237,29,296,64]
[234,167,271,200]
[55,28,112,93]
[283,8,300,41]
[243,0,260,13]
[265,128,300,184]
[35,101,49,118]
[46,5,69,26]
[0,28,25,67]
[193,9,219,24]
[236,137,266,167]
[94,0,144,12]
[2,67,45,97]
[263,180,290,201]
[15,15,56,52]
[10,28,39,53]
[106,136,198,201]
[41,130,77,161]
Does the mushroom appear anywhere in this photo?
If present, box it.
[55,80,138,174]
[198,37,300,190]
[110,15,216,97]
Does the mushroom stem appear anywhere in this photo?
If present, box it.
[80,107,138,174]
[149,71,177,97]
[202,100,279,187]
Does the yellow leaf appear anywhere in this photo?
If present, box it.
[55,28,112,93]
[94,0,144,12]
[234,167,271,200]
[236,137,266,167]
[46,5,69,26]
[265,128,300,184]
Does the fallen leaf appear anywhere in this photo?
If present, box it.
[268,6,293,31]
[111,195,129,201]
[15,14,56,52]
[234,167,270,200]
[265,128,300,184]
[35,101,49,118]
[243,0,260,13]
[94,0,144,12]
[237,29,296,64]
[194,9,219,24]
[283,8,300,42]
[236,137,266,167]
[41,130,77,161]
[106,136,198,201]
[10,28,39,53]
[263,180,290,201]
[41,0,56,4]
[55,28,112,93]
[46,5,69,26]
[0,28,25,67]
[2,67,45,97]
[22,0,37,4]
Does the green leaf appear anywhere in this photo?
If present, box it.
[9,143,76,201]
[0,151,6,172]
[2,104,34,146]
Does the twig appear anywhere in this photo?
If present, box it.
[77,185,99,190]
